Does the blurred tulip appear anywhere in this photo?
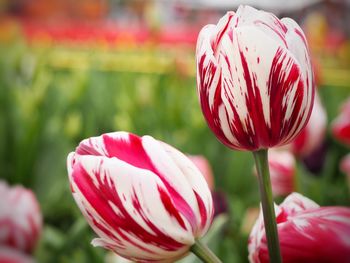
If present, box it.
[340,153,350,176]
[0,181,42,254]
[67,132,214,262]
[286,94,327,157]
[0,246,34,263]
[188,155,215,191]
[196,5,314,151]
[332,98,350,147]
[248,192,350,263]
[254,150,295,197]
[340,154,350,191]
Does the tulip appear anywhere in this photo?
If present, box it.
[196,5,314,262]
[254,150,295,197]
[0,246,35,263]
[332,97,350,147]
[196,5,314,151]
[248,192,350,263]
[285,93,327,157]
[0,181,42,254]
[67,132,216,262]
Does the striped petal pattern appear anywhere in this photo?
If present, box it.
[0,181,42,254]
[248,193,350,263]
[196,5,314,151]
[67,132,213,262]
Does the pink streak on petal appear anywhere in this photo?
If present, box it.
[76,132,198,235]
[194,191,208,231]
[268,48,305,145]
[103,133,155,171]
[157,186,186,229]
[72,162,184,252]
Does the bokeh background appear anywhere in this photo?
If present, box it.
[0,0,349,262]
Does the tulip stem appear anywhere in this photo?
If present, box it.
[190,239,222,263]
[253,149,282,263]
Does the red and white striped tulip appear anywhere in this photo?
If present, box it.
[248,192,350,263]
[67,132,214,262]
[332,97,350,147]
[0,246,35,263]
[0,181,42,254]
[254,150,295,196]
[196,5,314,151]
[285,93,327,157]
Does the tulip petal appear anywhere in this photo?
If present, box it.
[279,192,319,216]
[197,25,232,148]
[142,136,212,233]
[234,5,288,48]
[275,208,350,263]
[76,132,156,172]
[160,143,214,235]
[249,193,350,263]
[282,18,314,131]
[75,132,203,232]
[216,25,307,149]
[69,154,193,261]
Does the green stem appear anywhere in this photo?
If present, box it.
[190,239,222,263]
[253,149,282,263]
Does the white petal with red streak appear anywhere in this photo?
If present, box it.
[218,25,303,131]
[69,154,194,259]
[234,5,288,48]
[280,192,319,215]
[282,18,314,132]
[142,136,202,229]
[160,142,214,235]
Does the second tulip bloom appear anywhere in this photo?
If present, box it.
[67,132,214,262]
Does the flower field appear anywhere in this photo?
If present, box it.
[0,6,350,262]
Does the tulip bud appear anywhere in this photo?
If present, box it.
[67,132,214,262]
[196,5,314,151]
[254,150,295,197]
[285,93,327,157]
[248,192,350,263]
[0,181,42,254]
[332,98,350,147]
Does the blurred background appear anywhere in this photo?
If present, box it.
[0,0,349,262]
